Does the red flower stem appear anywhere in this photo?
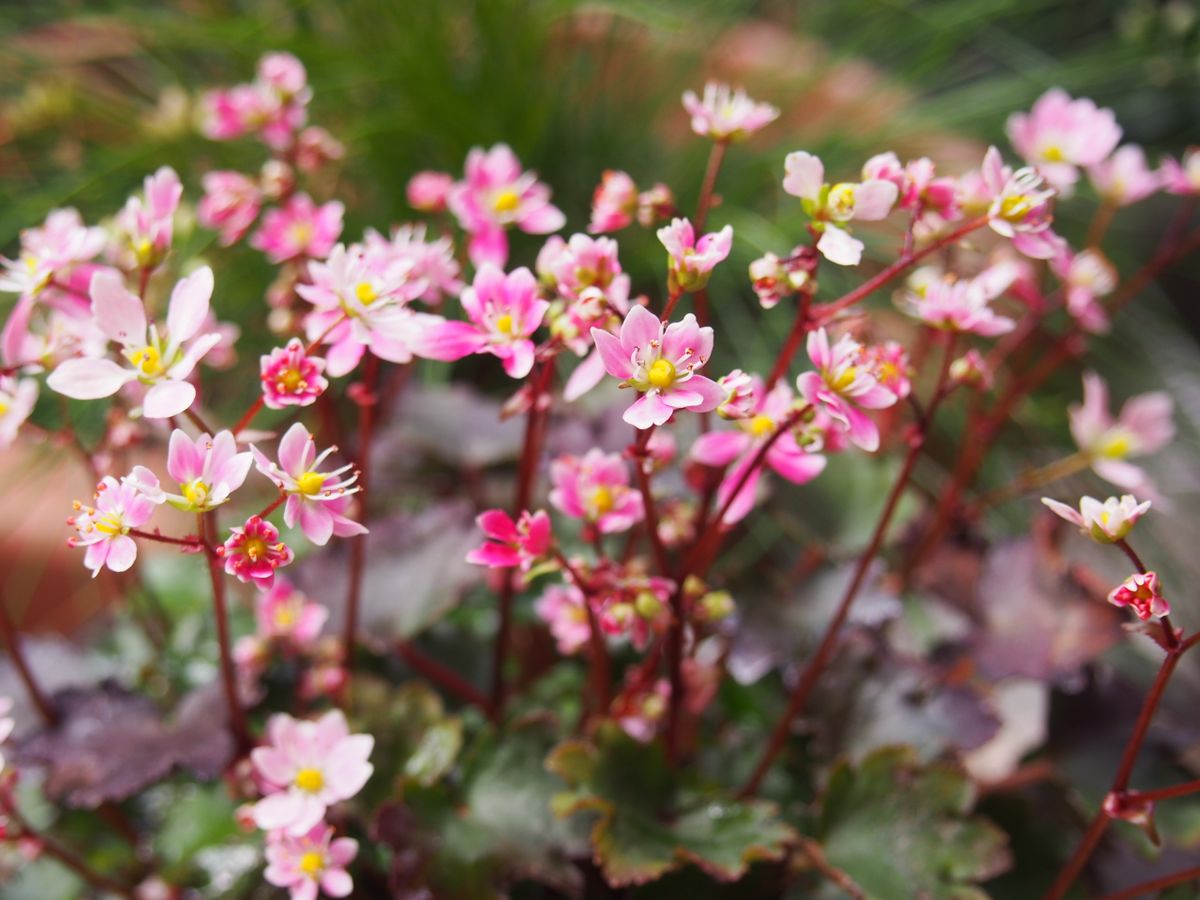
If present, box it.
[632,429,671,577]
[394,641,489,710]
[660,287,685,322]
[257,492,287,520]
[1096,866,1200,900]
[554,549,611,715]
[1129,779,1200,805]
[200,512,250,754]
[128,528,208,550]
[693,139,728,233]
[1115,538,1147,574]
[342,354,380,680]
[183,406,217,436]
[738,333,956,799]
[137,265,151,301]
[765,294,812,391]
[0,589,58,725]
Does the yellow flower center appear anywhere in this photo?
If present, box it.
[134,238,155,266]
[495,313,515,335]
[289,222,314,247]
[294,767,324,793]
[182,479,211,507]
[94,512,125,537]
[998,195,1032,223]
[831,366,857,392]
[280,368,305,392]
[127,345,163,377]
[1041,145,1065,162]
[492,189,521,213]
[24,255,39,273]
[1098,433,1132,459]
[299,851,325,878]
[827,183,857,219]
[646,359,676,390]
[274,604,298,629]
[244,537,268,561]
[749,414,775,437]
[355,282,377,305]
[0,400,9,417]
[590,485,615,515]
[296,471,325,496]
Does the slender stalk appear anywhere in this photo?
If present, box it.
[660,286,685,322]
[394,641,489,711]
[0,591,57,725]
[555,549,610,716]
[182,407,216,436]
[632,429,671,577]
[1097,867,1200,900]
[693,139,728,233]
[973,451,1092,510]
[1129,779,1200,806]
[3,800,136,898]
[1085,201,1116,249]
[200,512,251,753]
[342,355,380,680]
[128,528,206,549]
[765,297,811,391]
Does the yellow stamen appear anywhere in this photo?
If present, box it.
[646,359,676,390]
[294,768,324,793]
[1099,434,1132,459]
[749,414,775,437]
[296,471,325,496]
[492,189,520,213]
[354,282,377,305]
[126,345,163,377]
[134,238,155,266]
[0,400,9,417]
[1042,145,1065,163]
[274,605,298,629]
[94,513,125,537]
[998,195,1031,223]
[280,368,305,392]
[495,313,515,335]
[244,537,268,561]
[289,222,314,247]
[182,479,211,507]
[590,485,615,515]
[831,366,857,392]
[299,851,324,878]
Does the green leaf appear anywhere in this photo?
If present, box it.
[352,679,464,792]
[152,782,241,871]
[817,746,1012,900]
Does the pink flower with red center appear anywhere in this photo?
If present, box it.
[1006,88,1122,193]
[112,167,183,270]
[549,449,644,534]
[783,151,898,266]
[1041,494,1151,544]
[0,208,106,298]
[447,144,565,268]
[251,423,366,546]
[261,338,328,409]
[197,171,263,247]
[406,171,454,213]
[220,516,294,590]
[976,147,1061,260]
[251,709,374,836]
[1108,571,1169,621]
[256,580,329,646]
[593,570,673,650]
[589,170,639,234]
[67,475,161,577]
[591,305,724,429]
[0,375,37,449]
[616,679,669,743]
[897,265,1016,336]
[691,379,826,524]
[1160,148,1200,195]
[47,266,222,418]
[264,822,357,900]
[796,328,899,452]
[534,582,591,656]
[1069,372,1174,492]
[1088,145,1160,207]
[418,265,549,379]
[251,194,344,264]
[130,428,253,513]
[466,509,552,571]
[1051,249,1116,334]
[681,82,779,142]
[657,218,733,293]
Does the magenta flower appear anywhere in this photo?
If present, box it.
[949,349,993,391]
[251,709,374,836]
[549,449,644,534]
[419,265,549,379]
[406,171,454,212]
[197,171,263,247]
[132,428,253,513]
[862,152,959,220]
[447,144,565,267]
[0,375,37,449]
[1051,250,1116,334]
[534,583,591,656]
[589,170,639,234]
[796,328,900,452]
[202,52,311,150]
[1108,571,1169,621]
[1088,145,1161,207]
[0,208,105,298]
[1006,88,1122,192]
[255,580,328,647]
[1041,494,1151,544]
[112,167,183,270]
[47,267,222,418]
[691,379,827,524]
[681,82,779,142]
[252,194,344,264]
[220,515,294,590]
[1069,372,1174,492]
[897,265,1016,336]
[251,423,366,546]
[467,509,552,570]
[977,147,1060,260]
[67,476,161,577]
[264,822,357,900]
[657,218,734,293]
[261,338,328,409]
[783,151,898,266]
[1160,148,1200,195]
[591,305,724,429]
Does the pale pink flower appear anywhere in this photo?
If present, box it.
[197,171,263,246]
[592,569,673,650]
[418,265,548,379]
[264,822,357,900]
[0,375,37,448]
[255,580,328,646]
[252,195,344,264]
[1069,372,1174,491]
[0,208,106,297]
[251,423,366,546]
[131,428,252,513]
[637,183,676,227]
[1108,571,1168,621]
[796,328,899,452]
[261,338,328,409]
[67,476,161,577]
[681,82,779,141]
[2,293,107,372]
[220,515,294,589]
[1051,249,1116,334]
[251,710,374,836]
[1088,145,1160,207]
[657,218,734,293]
[466,509,552,571]
[783,151,898,266]
[978,147,1061,260]
[540,233,628,304]
[294,127,344,173]
[897,266,1016,336]
[1160,148,1200,195]
[716,369,756,420]
[47,267,222,418]
[202,52,310,150]
[748,247,816,310]
[589,170,639,233]
[202,84,272,142]
[406,171,454,213]
[112,167,183,270]
[1041,494,1151,544]
[362,224,463,304]
[862,152,959,219]
[1006,88,1122,192]
[591,305,724,429]
[691,379,826,523]
[447,144,565,268]
[860,340,913,400]
[534,583,591,656]
[549,449,644,534]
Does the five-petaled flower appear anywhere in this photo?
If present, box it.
[67,476,161,577]
[656,218,734,294]
[549,449,644,534]
[220,515,295,589]
[467,509,552,571]
[681,82,779,142]
[261,338,329,409]
[1041,494,1151,544]
[255,579,329,647]
[1069,372,1174,493]
[796,328,899,452]
[264,822,358,900]
[1006,88,1121,193]
[131,428,253,513]
[1107,571,1169,621]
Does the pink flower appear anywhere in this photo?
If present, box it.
[591,305,724,429]
[862,152,959,220]
[251,195,344,264]
[796,328,899,452]
[255,580,328,647]
[1160,148,1200,195]
[202,52,310,150]
[1006,88,1122,192]
[133,428,253,513]
[1069,372,1174,491]
[362,224,463,305]
[252,423,366,546]
[540,233,629,304]
[0,696,13,775]
[549,449,644,534]
[616,679,669,743]
[1041,494,1151,544]
[447,144,565,268]
[589,170,639,233]
[1051,249,1116,334]
[859,340,912,400]
[418,265,548,379]
[264,822,357,900]
[261,338,328,409]
[949,349,992,390]
[220,516,294,589]
[978,147,1058,256]
[691,379,826,524]
[716,369,756,419]
[534,583,591,656]
[467,509,552,570]
[681,82,779,141]
[112,167,183,269]
[251,709,374,836]
[0,208,105,298]
[783,151,898,266]
[0,376,37,448]
[748,247,817,310]
[67,476,161,577]
[197,171,263,246]
[47,267,222,418]
[657,218,734,293]
[406,171,454,213]
[1088,145,1160,207]
[897,265,1016,336]
[1107,571,1169,621]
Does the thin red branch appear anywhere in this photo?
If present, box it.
[342,355,380,680]
[1096,866,1200,900]
[395,641,489,711]
[0,590,57,725]
[200,512,251,754]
